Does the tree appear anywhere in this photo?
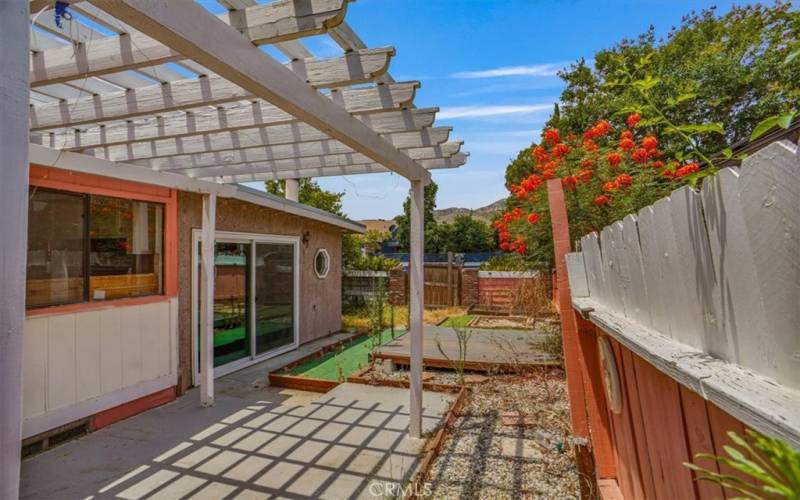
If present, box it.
[431,215,496,253]
[395,181,439,252]
[266,179,345,216]
[547,4,799,151]
[501,2,800,269]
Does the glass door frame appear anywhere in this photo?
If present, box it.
[191,229,300,384]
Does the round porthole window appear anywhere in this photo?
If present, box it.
[314,248,330,279]
[598,336,622,414]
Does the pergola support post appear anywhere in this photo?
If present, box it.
[285,179,300,202]
[0,1,29,497]
[408,179,425,438]
[200,193,217,407]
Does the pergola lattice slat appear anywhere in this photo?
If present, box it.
[39,82,417,150]
[73,108,437,161]
[31,0,347,86]
[173,141,463,176]
[30,51,402,131]
[89,0,429,182]
[144,136,458,171]
[210,153,468,182]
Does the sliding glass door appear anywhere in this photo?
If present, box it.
[212,242,250,367]
[194,232,298,380]
[254,243,295,355]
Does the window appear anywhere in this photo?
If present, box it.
[26,187,164,308]
[314,248,330,279]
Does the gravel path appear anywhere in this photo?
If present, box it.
[425,375,580,499]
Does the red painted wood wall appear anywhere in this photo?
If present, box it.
[547,179,749,499]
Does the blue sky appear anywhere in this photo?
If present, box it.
[269,0,741,220]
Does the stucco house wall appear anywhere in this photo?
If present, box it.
[176,192,344,392]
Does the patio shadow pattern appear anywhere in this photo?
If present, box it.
[21,384,452,499]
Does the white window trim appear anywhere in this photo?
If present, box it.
[314,248,330,279]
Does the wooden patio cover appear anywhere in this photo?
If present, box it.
[3,3,464,494]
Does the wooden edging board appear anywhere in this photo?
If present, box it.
[403,386,470,500]
[266,331,367,393]
[372,352,561,373]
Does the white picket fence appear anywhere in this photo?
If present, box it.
[566,140,799,444]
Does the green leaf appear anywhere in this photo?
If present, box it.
[666,93,697,106]
[677,123,725,135]
[720,148,733,159]
[632,75,661,91]
[751,112,796,141]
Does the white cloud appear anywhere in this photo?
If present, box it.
[452,63,564,79]
[438,104,551,120]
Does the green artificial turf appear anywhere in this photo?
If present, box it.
[213,322,287,347]
[286,328,405,381]
[440,315,474,328]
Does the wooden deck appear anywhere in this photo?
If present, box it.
[374,326,559,372]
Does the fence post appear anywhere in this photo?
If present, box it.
[446,252,453,306]
[546,179,616,495]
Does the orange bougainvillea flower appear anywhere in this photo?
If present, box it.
[661,169,676,180]
[580,158,595,169]
[582,138,599,151]
[602,180,619,192]
[594,119,611,136]
[627,113,641,128]
[543,128,561,146]
[675,163,700,177]
[641,135,658,151]
[650,160,665,169]
[619,138,635,151]
[593,195,610,206]
[607,152,622,167]
[531,145,549,163]
[552,143,571,157]
[527,213,541,224]
[500,241,510,252]
[578,169,593,183]
[542,169,556,180]
[620,129,634,141]
[616,173,633,188]
[631,148,649,164]
[562,175,577,191]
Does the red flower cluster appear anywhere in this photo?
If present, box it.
[543,128,561,145]
[498,113,685,255]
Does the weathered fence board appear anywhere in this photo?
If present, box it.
[569,140,800,443]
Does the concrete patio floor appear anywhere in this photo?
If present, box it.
[21,364,453,499]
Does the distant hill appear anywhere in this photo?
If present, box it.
[432,198,505,224]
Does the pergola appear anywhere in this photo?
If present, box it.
[0,1,467,496]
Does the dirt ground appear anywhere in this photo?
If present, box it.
[424,374,580,499]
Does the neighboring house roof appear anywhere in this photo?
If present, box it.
[358,219,397,233]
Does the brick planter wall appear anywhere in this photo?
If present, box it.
[388,265,407,305]
[460,268,479,307]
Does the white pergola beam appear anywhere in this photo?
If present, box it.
[75,109,437,162]
[174,142,462,176]
[209,153,467,182]
[1,1,29,497]
[31,0,348,86]
[148,137,458,171]
[90,0,429,182]
[31,53,403,131]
